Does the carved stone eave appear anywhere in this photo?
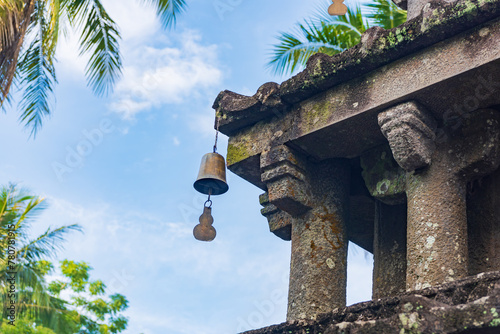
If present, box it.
[224,12,500,190]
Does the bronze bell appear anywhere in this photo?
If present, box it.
[193,152,229,195]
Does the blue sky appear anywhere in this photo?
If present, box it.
[0,0,373,333]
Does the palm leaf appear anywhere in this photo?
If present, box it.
[15,1,59,136]
[268,4,369,76]
[67,0,122,97]
[364,0,407,29]
[268,0,407,76]
[17,224,82,262]
[141,0,187,29]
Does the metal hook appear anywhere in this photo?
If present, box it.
[204,193,212,208]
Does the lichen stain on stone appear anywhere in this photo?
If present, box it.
[316,206,344,251]
[310,240,317,260]
[303,99,334,133]
[227,142,252,166]
[425,236,436,249]
[326,258,336,269]
[398,312,420,333]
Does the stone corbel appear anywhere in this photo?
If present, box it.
[260,145,313,216]
[259,192,292,241]
[378,101,437,172]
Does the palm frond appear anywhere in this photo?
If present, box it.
[16,1,58,136]
[268,0,408,76]
[0,184,46,234]
[44,0,62,60]
[17,224,82,262]
[268,4,369,76]
[141,0,187,29]
[364,0,407,29]
[68,0,122,96]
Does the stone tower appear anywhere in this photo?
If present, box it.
[213,0,500,332]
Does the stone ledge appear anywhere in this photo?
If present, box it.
[241,271,500,334]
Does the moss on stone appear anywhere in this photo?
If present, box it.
[227,140,253,166]
[361,147,406,201]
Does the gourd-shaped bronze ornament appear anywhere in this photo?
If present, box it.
[193,205,216,242]
[328,0,348,15]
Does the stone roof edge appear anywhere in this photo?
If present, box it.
[213,0,500,136]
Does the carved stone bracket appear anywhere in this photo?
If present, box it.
[260,145,313,216]
[259,192,292,241]
[379,101,437,172]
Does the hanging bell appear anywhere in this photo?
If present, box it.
[193,152,229,195]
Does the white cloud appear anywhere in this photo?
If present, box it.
[56,30,87,82]
[102,0,160,42]
[187,106,220,138]
[109,31,223,120]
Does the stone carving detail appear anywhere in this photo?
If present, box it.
[378,101,437,172]
[259,192,292,241]
[260,145,313,216]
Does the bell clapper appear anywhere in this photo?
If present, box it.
[192,116,228,241]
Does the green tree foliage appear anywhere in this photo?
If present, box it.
[0,0,187,135]
[268,0,407,76]
[0,184,81,325]
[45,260,129,333]
[0,318,56,333]
[0,184,129,333]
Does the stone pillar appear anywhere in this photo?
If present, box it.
[361,144,407,299]
[405,164,468,289]
[379,104,500,290]
[260,145,350,321]
[467,167,500,275]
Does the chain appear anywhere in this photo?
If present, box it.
[213,116,220,153]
